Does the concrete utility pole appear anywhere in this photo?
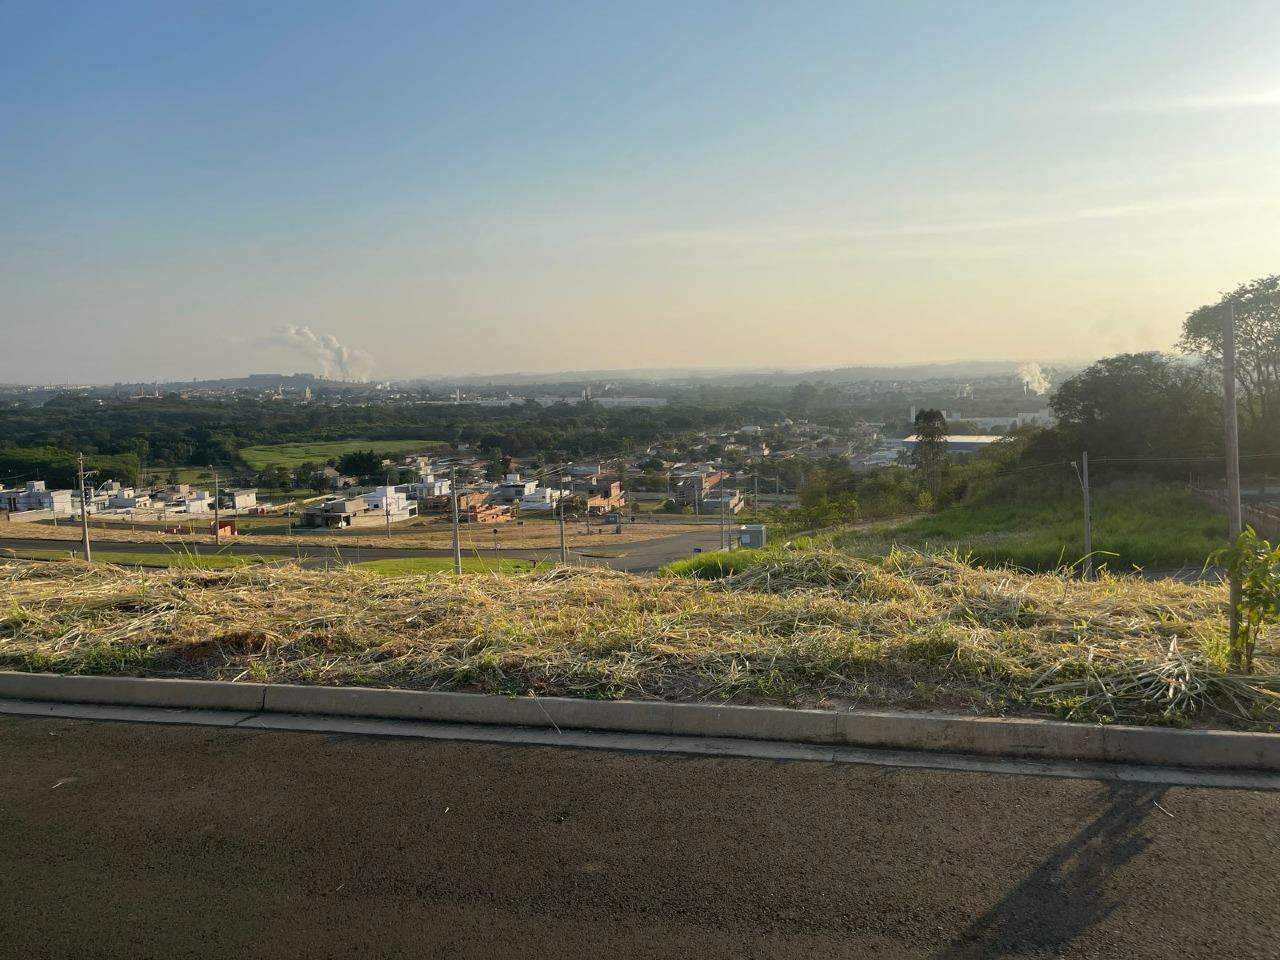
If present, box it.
[384,469,392,538]
[1081,451,1093,580]
[213,469,221,545]
[1223,302,1244,668]
[719,489,727,550]
[753,474,759,510]
[450,467,462,575]
[77,452,92,563]
[555,471,568,564]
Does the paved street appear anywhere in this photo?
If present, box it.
[1,715,1276,959]
[0,524,725,573]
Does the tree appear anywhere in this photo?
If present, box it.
[1050,353,1218,463]
[1216,527,1280,673]
[910,409,948,496]
[337,450,382,480]
[1181,275,1280,447]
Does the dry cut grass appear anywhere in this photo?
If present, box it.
[1,550,1277,728]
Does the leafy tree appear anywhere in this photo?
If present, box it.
[1049,353,1218,463]
[337,450,383,480]
[1181,275,1280,447]
[1216,527,1280,673]
[910,409,949,496]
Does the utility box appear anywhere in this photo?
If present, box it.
[740,524,767,549]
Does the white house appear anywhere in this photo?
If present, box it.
[220,489,258,511]
[407,474,452,498]
[492,474,538,503]
[362,486,419,522]
[0,481,78,515]
[518,486,569,514]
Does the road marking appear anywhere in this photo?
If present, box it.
[2,697,1276,790]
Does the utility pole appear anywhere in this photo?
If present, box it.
[1081,451,1093,580]
[450,467,462,574]
[1223,302,1244,669]
[213,469,221,545]
[77,453,92,563]
[557,471,568,564]
[719,488,727,549]
[753,473,759,510]
[384,469,392,538]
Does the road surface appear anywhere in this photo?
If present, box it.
[1,715,1276,959]
[0,525,725,573]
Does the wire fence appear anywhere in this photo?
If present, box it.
[1194,486,1280,540]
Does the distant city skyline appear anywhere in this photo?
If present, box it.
[2,1,1277,383]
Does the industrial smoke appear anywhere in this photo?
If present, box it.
[268,324,375,381]
[1016,362,1051,396]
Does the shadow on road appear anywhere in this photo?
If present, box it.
[933,783,1169,959]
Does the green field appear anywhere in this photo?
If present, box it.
[353,556,538,576]
[238,439,444,471]
[833,480,1227,573]
[0,547,270,570]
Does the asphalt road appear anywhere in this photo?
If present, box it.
[1,715,1276,959]
[0,525,725,573]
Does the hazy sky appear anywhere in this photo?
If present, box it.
[2,1,1278,383]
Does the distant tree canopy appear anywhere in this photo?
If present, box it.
[1048,352,1219,463]
[336,450,384,480]
[0,445,139,489]
[1181,274,1280,446]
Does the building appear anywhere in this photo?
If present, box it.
[300,497,370,528]
[462,500,513,524]
[518,486,569,514]
[700,488,745,515]
[219,489,258,511]
[491,474,538,504]
[671,468,723,504]
[0,480,77,515]
[591,396,668,408]
[902,435,1004,456]
[320,466,357,490]
[362,486,419,523]
[153,484,214,513]
[407,474,452,499]
[104,485,151,510]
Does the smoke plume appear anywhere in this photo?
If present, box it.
[1016,362,1051,395]
[267,325,376,381]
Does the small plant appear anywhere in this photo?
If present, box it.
[1216,527,1280,674]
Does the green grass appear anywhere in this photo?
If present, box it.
[353,556,538,576]
[834,480,1227,573]
[662,548,771,579]
[239,439,444,471]
[0,547,270,570]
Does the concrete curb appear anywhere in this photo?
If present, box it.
[1,671,1276,772]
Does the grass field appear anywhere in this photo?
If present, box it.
[833,480,1227,573]
[353,556,538,575]
[238,439,444,470]
[0,547,269,570]
[2,549,1275,728]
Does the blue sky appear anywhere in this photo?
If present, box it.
[2,1,1277,382]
